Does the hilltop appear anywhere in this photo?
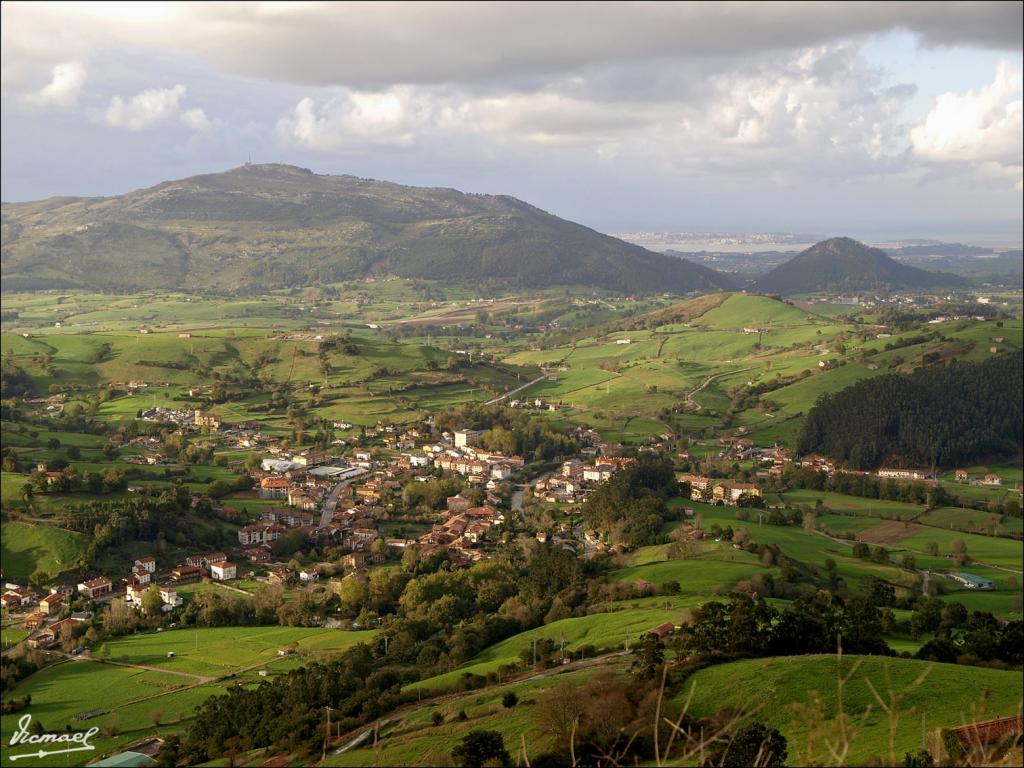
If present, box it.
[0,164,735,294]
[754,237,964,294]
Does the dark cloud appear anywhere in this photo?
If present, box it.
[4,2,1021,91]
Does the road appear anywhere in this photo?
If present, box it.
[683,367,755,412]
[53,651,215,683]
[485,371,548,405]
[319,482,346,527]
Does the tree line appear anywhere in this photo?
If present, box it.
[798,350,1023,469]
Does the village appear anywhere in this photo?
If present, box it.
[10,396,1016,655]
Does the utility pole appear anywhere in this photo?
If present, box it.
[532,638,538,667]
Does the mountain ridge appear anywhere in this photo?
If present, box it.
[1,164,736,294]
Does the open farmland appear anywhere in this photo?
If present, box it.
[99,626,377,677]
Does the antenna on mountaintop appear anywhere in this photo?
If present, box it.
[246,153,252,166]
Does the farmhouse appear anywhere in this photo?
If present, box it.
[134,556,157,573]
[77,577,113,599]
[955,469,969,482]
[650,622,676,638]
[38,593,64,615]
[209,561,237,581]
[983,473,1002,486]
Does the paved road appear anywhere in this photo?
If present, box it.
[485,371,548,405]
[319,482,346,527]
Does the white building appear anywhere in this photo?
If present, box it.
[454,429,482,448]
[209,561,237,581]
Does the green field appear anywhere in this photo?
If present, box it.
[677,654,1024,766]
[0,521,89,582]
[781,490,923,520]
[0,626,378,766]
[0,660,228,767]
[100,625,377,677]
[333,666,605,767]
[409,608,680,692]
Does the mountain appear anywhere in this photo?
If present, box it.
[0,164,736,294]
[752,237,965,294]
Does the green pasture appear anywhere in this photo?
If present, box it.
[99,626,377,677]
[0,521,89,582]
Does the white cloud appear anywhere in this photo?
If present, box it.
[910,60,1023,188]
[180,107,211,132]
[430,44,916,179]
[22,61,87,109]
[277,88,431,150]
[104,84,186,130]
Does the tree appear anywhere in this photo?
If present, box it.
[535,680,588,749]
[630,632,665,680]
[925,541,939,556]
[852,542,869,559]
[451,730,512,768]
[141,585,164,617]
[104,598,139,636]
[802,511,816,534]
[502,691,518,708]
[155,735,181,768]
[149,708,164,728]
[706,722,788,767]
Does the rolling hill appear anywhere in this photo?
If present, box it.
[0,164,736,294]
[753,237,964,294]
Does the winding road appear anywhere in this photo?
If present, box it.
[683,367,755,412]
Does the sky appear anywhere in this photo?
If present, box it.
[2,1,1022,238]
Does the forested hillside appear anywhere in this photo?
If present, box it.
[798,350,1023,469]
[0,164,735,294]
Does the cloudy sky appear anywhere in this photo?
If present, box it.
[2,1,1022,237]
